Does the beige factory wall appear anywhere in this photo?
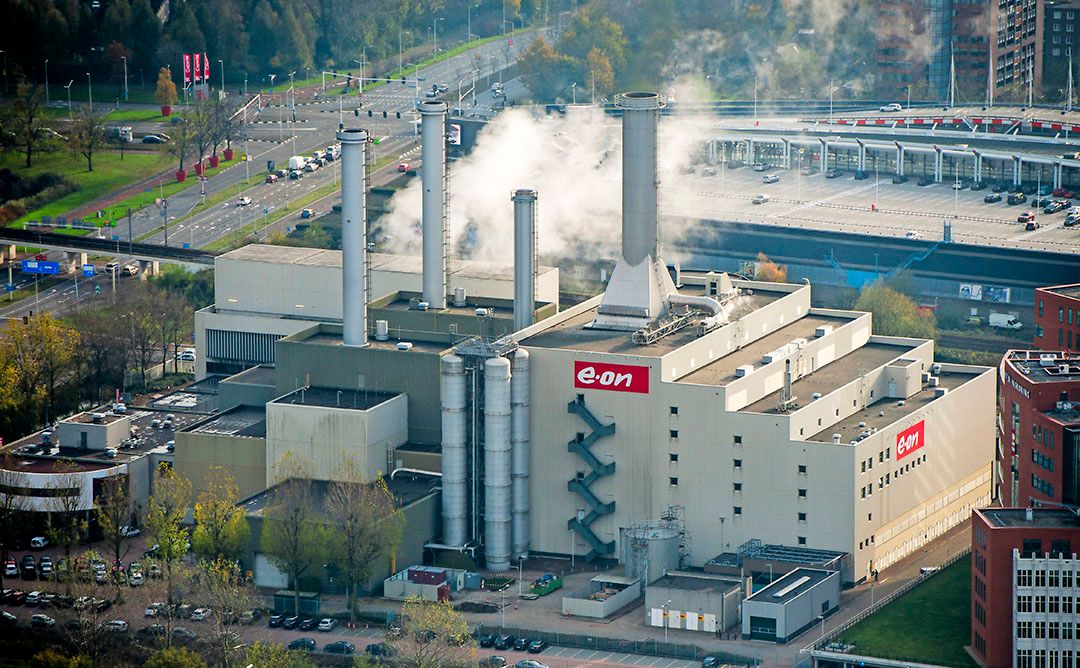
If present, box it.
[265,395,407,483]
[195,307,314,378]
[853,366,996,579]
[216,257,342,320]
[369,266,559,306]
[175,431,268,501]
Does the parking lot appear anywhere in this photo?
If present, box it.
[660,164,1080,255]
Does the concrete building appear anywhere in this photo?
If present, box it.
[1043,1,1080,95]
[241,475,439,592]
[741,568,841,643]
[971,507,1080,668]
[645,572,742,634]
[992,0,1045,97]
[996,350,1080,506]
[1034,284,1080,353]
[174,406,268,501]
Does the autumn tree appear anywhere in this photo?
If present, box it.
[155,67,179,109]
[0,313,80,428]
[144,463,193,643]
[243,641,317,668]
[753,252,788,283]
[324,469,405,624]
[261,455,323,615]
[855,281,937,339]
[196,558,258,666]
[391,596,475,668]
[144,647,207,668]
[4,80,52,167]
[69,106,106,172]
[192,467,250,563]
[51,549,125,663]
[95,474,133,597]
[586,48,614,101]
[520,37,573,102]
[44,462,89,586]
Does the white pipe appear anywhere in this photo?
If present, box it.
[390,467,442,479]
[510,349,530,560]
[512,189,537,332]
[337,128,368,347]
[484,356,512,571]
[440,354,468,546]
[667,292,731,330]
[420,100,448,309]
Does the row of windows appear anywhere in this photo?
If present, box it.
[975,551,988,576]
[1059,306,1075,325]
[975,601,987,626]
[1051,10,1078,20]
[1017,593,1077,614]
[976,575,987,600]
[1033,423,1056,450]
[1056,328,1077,349]
[1016,619,1080,640]
[1016,648,1077,668]
[1051,35,1076,45]
[1051,21,1077,30]
[1033,449,1056,473]
[1033,474,1056,497]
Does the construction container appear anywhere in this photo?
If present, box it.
[408,566,447,585]
[530,573,563,596]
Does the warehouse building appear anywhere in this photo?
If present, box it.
[741,568,840,643]
[645,572,742,634]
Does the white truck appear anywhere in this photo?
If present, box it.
[286,155,307,171]
[988,313,1023,330]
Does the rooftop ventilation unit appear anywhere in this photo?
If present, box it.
[397,342,414,351]
[815,325,833,338]
[735,365,754,378]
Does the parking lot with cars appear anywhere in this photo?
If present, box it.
[661,162,1080,254]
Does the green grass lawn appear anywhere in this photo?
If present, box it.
[103,108,167,122]
[99,153,241,224]
[3,149,174,225]
[838,555,976,667]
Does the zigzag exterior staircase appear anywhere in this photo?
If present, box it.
[566,396,616,561]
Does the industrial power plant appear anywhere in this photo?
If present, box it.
[176,91,995,617]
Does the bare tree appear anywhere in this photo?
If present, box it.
[260,455,323,616]
[144,463,193,645]
[95,474,133,601]
[324,468,404,625]
[44,461,90,584]
[392,595,476,668]
[194,558,258,666]
[52,548,128,665]
[4,80,52,167]
[167,116,196,173]
[0,452,29,589]
[70,106,106,172]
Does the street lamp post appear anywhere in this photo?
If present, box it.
[434,17,445,55]
[65,79,73,118]
[122,56,129,101]
[571,82,577,104]
[0,51,6,95]
[44,59,49,107]
[87,72,93,114]
[468,3,481,43]
[662,599,672,642]
[517,556,524,596]
[218,59,224,96]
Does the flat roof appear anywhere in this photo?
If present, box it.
[522,290,783,356]
[1004,350,1080,383]
[242,474,438,516]
[679,314,852,386]
[223,365,278,387]
[63,411,126,425]
[220,244,555,279]
[746,568,835,604]
[271,386,399,411]
[980,508,1080,529]
[188,406,267,438]
[378,296,517,316]
[742,342,916,414]
[147,390,219,414]
[296,330,449,353]
[810,370,978,442]
[650,574,740,593]
[1043,284,1080,299]
[1042,407,1080,426]
[708,543,846,568]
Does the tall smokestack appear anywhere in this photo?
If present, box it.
[337,128,369,347]
[590,92,675,331]
[512,189,537,332]
[420,100,448,309]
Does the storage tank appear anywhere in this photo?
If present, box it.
[621,524,681,588]
[440,354,467,546]
[484,356,512,571]
[510,348,530,560]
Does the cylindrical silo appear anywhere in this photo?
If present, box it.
[512,189,537,332]
[510,348,530,560]
[337,128,369,347]
[420,100,448,309]
[440,354,467,546]
[617,92,665,266]
[484,356,512,571]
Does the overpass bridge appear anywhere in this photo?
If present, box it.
[0,228,216,269]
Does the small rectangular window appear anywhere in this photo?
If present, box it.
[798,489,807,498]
[798,536,807,545]
[798,512,807,521]
[669,477,678,486]
[670,406,679,415]
[734,459,742,468]
[669,453,678,463]
[733,506,742,515]
[669,429,679,439]
[868,513,872,521]
[733,435,742,444]
[798,464,807,474]
[733,482,742,492]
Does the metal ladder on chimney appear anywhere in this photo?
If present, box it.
[566,396,616,561]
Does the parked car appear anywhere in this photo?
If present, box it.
[25,591,42,606]
[762,174,780,184]
[1036,197,1054,208]
[190,608,211,622]
[137,623,166,638]
[480,657,508,668]
[904,230,922,240]
[514,661,548,668]
[288,637,317,652]
[494,634,515,650]
[0,611,17,627]
[265,173,279,184]
[267,614,284,628]
[119,526,140,538]
[702,657,722,668]
[991,182,1007,193]
[513,637,530,651]
[324,641,355,655]
[121,264,139,277]
[951,180,967,190]
[365,643,397,658]
[9,590,27,605]
[4,558,17,577]
[753,162,769,172]
[1018,211,1036,224]
[825,168,843,179]
[1026,220,1041,231]
[751,193,769,204]
[1007,192,1027,205]
[288,169,303,180]
[1065,213,1079,227]
[917,176,934,186]
[397,162,411,172]
[970,181,987,191]
[317,618,338,632]
[528,639,548,653]
[145,603,167,617]
[37,556,52,577]
[891,174,909,184]
[983,193,1002,203]
[30,613,55,628]
[879,102,903,112]
[102,620,129,633]
[479,633,496,648]
[30,537,48,549]
[300,208,315,219]
[298,617,318,631]
[21,555,36,579]
[172,627,199,641]
[1045,200,1067,214]
[282,615,300,629]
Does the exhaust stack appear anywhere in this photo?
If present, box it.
[512,189,537,332]
[420,100,448,309]
[591,92,676,331]
[337,128,369,347]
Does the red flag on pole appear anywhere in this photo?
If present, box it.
[203,53,210,83]
[193,53,202,83]
[183,54,191,85]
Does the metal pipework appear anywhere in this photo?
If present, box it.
[512,189,537,332]
[617,92,666,266]
[440,354,468,546]
[510,348,531,560]
[337,128,369,347]
[420,100,448,309]
[484,356,512,571]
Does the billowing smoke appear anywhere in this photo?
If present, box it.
[378,88,716,265]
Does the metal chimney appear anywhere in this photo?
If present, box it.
[591,92,676,331]
[337,128,369,347]
[420,100,448,310]
[512,189,537,332]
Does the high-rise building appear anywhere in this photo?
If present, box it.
[971,507,1080,668]
[875,0,989,102]
[1043,1,1080,98]
[992,0,1045,98]
[997,350,1080,506]
[1035,284,1080,353]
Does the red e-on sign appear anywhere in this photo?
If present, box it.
[895,420,926,460]
[574,361,650,394]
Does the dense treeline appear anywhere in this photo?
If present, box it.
[1,0,554,92]
[522,0,878,103]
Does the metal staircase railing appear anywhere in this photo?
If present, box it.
[565,397,616,561]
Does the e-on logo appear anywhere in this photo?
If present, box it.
[895,420,926,460]
[573,361,650,394]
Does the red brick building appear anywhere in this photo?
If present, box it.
[997,350,1080,507]
[1035,284,1080,353]
[971,507,1080,668]
[992,0,1046,98]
